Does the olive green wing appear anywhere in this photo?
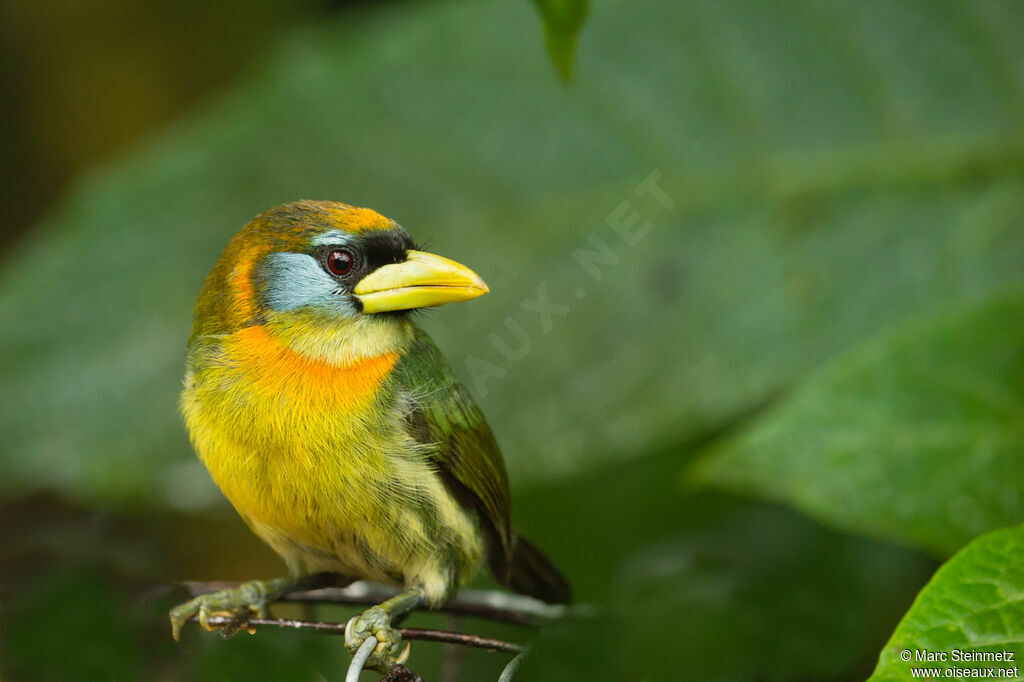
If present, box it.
[393,327,513,574]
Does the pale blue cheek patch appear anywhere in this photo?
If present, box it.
[261,252,357,315]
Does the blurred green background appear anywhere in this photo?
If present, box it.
[2,0,1024,680]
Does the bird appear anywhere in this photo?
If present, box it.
[169,200,570,671]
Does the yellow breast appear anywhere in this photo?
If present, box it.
[180,324,482,594]
[182,325,400,559]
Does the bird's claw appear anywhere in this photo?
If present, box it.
[345,606,410,673]
[170,581,272,641]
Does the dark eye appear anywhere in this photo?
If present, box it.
[326,249,354,276]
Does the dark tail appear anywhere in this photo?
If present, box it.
[505,534,572,604]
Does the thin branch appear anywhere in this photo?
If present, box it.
[181,580,576,627]
[196,614,526,654]
[175,581,582,680]
[390,628,522,654]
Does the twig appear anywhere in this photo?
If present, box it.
[175,581,583,680]
[181,580,574,627]
[390,628,522,654]
[196,614,526,654]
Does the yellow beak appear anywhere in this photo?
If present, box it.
[353,250,489,313]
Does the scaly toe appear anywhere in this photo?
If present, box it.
[170,598,202,641]
[345,607,405,672]
[169,581,271,641]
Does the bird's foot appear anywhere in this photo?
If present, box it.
[170,580,278,641]
[345,606,410,673]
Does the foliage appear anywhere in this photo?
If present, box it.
[867,525,1024,681]
[689,288,1024,676]
[691,292,1024,556]
[530,0,589,78]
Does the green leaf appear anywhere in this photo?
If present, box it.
[867,524,1024,682]
[690,292,1024,556]
[4,0,1024,507]
[530,0,589,78]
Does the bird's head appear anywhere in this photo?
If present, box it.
[193,200,488,362]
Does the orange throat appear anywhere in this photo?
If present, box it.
[223,324,400,410]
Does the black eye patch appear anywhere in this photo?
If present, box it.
[357,229,416,271]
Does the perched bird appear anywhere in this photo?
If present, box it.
[170,201,570,670]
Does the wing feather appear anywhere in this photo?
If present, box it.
[393,327,513,573]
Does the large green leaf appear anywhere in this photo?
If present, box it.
[3,0,1024,507]
[690,292,1024,556]
[868,524,1024,682]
